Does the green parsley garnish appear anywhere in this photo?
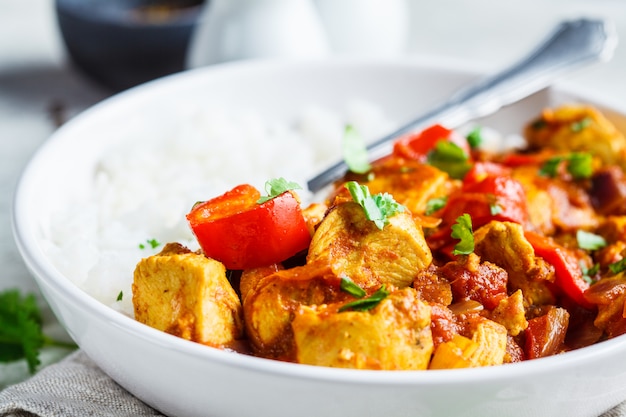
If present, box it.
[139,239,161,250]
[531,119,547,131]
[451,213,474,255]
[609,258,626,275]
[0,289,77,374]
[539,152,593,180]
[581,262,600,285]
[116,291,123,302]
[338,285,390,312]
[257,178,302,204]
[343,125,372,174]
[427,141,472,179]
[570,117,592,133]
[489,202,503,216]
[576,230,607,251]
[344,181,405,230]
[487,194,503,216]
[425,196,448,215]
[339,276,366,298]
[466,126,483,149]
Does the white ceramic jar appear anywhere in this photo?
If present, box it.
[186,0,330,68]
[314,0,410,57]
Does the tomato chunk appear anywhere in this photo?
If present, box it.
[186,184,311,270]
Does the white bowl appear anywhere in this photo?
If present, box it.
[12,59,626,417]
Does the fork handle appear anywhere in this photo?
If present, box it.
[307,18,617,193]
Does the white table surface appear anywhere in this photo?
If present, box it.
[1,0,625,388]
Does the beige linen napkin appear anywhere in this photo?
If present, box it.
[0,350,625,417]
[0,351,163,417]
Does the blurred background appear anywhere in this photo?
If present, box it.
[1,0,625,386]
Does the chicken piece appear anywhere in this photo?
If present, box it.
[429,318,508,369]
[301,202,328,235]
[307,200,433,289]
[524,105,626,170]
[132,243,243,347]
[364,156,458,216]
[291,287,433,370]
[473,221,556,307]
[512,165,599,234]
[242,259,350,360]
[490,289,528,337]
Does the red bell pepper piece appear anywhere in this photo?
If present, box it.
[441,173,528,230]
[186,184,311,270]
[525,231,593,310]
[393,124,470,163]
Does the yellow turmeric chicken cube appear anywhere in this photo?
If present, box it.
[291,287,433,370]
[525,105,626,170]
[132,243,243,347]
[307,200,433,289]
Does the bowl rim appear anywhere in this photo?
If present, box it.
[12,58,626,386]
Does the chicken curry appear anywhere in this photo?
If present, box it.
[132,104,626,370]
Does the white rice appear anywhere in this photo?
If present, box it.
[44,99,396,317]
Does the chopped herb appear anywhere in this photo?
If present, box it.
[116,291,123,302]
[567,153,594,179]
[581,262,600,284]
[345,181,405,230]
[257,178,302,204]
[570,117,592,133]
[576,230,607,251]
[539,157,563,178]
[427,141,472,179]
[609,258,626,275]
[343,125,372,174]
[0,289,77,374]
[139,238,161,250]
[466,126,483,149]
[531,119,547,130]
[451,213,474,255]
[425,196,448,215]
[539,152,593,180]
[340,276,366,298]
[487,194,503,216]
[338,285,390,312]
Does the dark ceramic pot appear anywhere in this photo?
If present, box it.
[55,0,206,91]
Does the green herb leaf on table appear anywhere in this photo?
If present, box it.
[0,289,77,374]
[345,181,405,229]
[257,178,302,204]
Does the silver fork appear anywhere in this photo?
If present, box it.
[307,18,617,193]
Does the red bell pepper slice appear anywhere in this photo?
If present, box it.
[525,231,593,310]
[186,184,311,270]
[393,124,470,163]
[441,173,528,230]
